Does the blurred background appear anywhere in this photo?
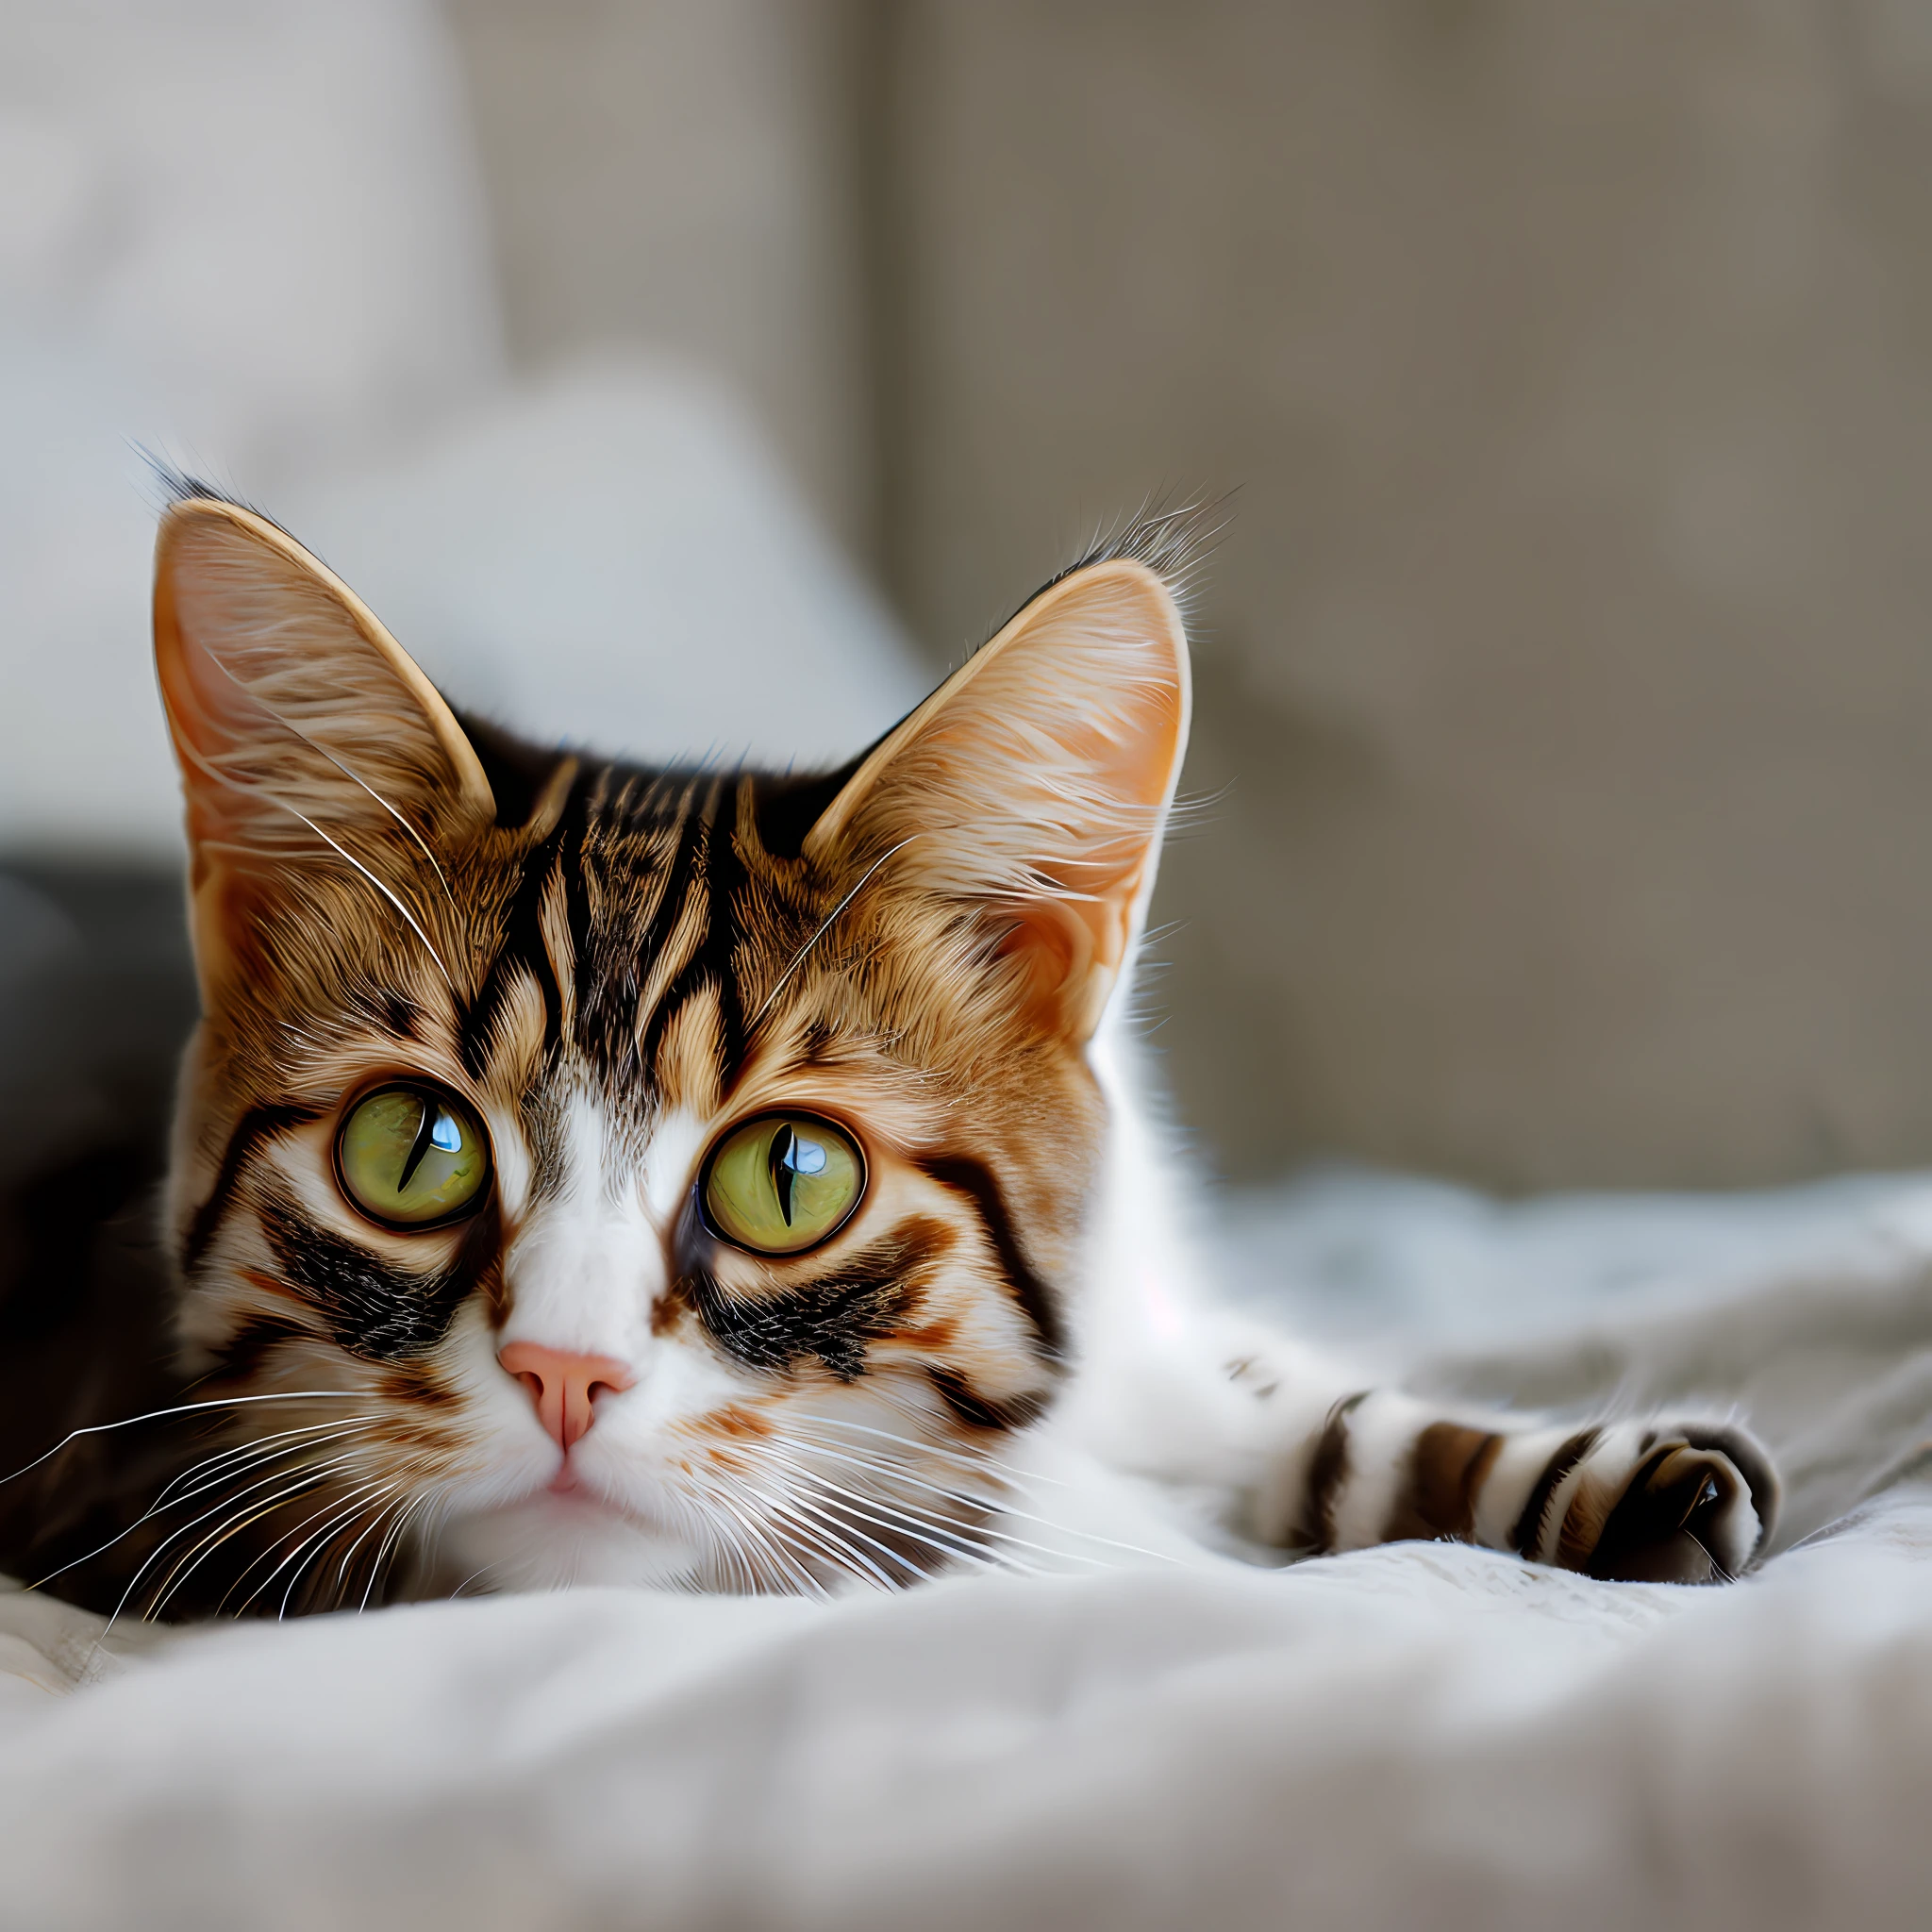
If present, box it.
[8,0,1932,1221]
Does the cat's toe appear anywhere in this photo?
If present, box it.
[1585,1429,1778,1584]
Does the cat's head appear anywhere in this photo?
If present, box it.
[152,491,1192,1604]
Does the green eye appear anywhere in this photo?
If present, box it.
[702,1114,864,1256]
[335,1085,491,1228]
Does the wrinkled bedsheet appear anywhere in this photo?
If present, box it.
[7,1171,1932,1931]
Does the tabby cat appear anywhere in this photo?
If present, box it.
[12,490,1779,1614]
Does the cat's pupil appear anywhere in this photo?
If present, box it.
[394,1097,466,1194]
[765,1125,829,1227]
[769,1124,795,1224]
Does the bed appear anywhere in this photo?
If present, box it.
[4,1169,1931,1929]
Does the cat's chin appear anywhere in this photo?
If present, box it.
[431,1490,704,1594]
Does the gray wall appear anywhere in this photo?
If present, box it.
[447,1,1932,1189]
[446,0,880,559]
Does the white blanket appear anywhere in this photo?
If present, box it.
[7,1173,1932,1930]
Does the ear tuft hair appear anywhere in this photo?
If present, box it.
[1042,495,1229,613]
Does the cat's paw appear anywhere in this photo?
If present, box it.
[1554,1425,1778,1585]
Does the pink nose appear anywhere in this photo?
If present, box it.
[498,1342,634,1452]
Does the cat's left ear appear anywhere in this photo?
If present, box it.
[154,495,496,991]
[804,554,1190,1043]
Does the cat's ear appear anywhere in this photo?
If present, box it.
[154,495,495,991]
[804,555,1190,1042]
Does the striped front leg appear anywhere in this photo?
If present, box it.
[1259,1391,1779,1584]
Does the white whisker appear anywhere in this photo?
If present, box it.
[99,1435,375,1635]
[143,1447,378,1620]
[694,1475,830,1597]
[279,1481,409,1618]
[28,1421,378,1593]
[784,1409,1065,1490]
[219,1475,397,1621]
[759,1444,1049,1579]
[692,1463,837,1593]
[774,1425,1184,1571]
[1,1391,379,1492]
[359,1490,437,1611]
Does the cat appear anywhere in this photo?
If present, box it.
[3,486,1778,1616]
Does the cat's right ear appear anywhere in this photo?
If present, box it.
[154,495,496,994]
[800,549,1191,1044]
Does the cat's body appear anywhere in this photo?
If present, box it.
[0,492,1777,1617]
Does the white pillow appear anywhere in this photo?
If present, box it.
[0,0,501,472]
[282,359,927,783]
[0,0,502,854]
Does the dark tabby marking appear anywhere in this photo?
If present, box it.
[1511,1428,1602,1558]
[183,1102,323,1271]
[679,1221,951,1380]
[1385,1423,1504,1543]
[260,1195,491,1362]
[457,825,572,1079]
[1307,1391,1372,1554]
[924,1366,1046,1434]
[914,1155,1066,1360]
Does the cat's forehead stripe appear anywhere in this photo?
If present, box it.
[574,779,708,1079]
[537,852,577,1041]
[457,817,573,1081]
[558,762,797,1106]
[632,807,750,1096]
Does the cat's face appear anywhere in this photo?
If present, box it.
[152,494,1190,1606]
